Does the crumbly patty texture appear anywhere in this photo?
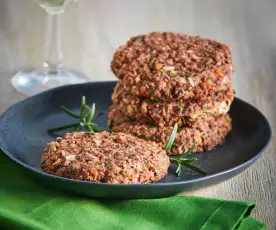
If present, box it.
[41,131,170,184]
[109,104,228,129]
[111,32,233,101]
[109,82,234,127]
[111,114,232,155]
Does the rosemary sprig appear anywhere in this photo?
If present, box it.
[47,96,101,133]
[170,144,207,176]
[164,123,178,152]
[167,124,207,176]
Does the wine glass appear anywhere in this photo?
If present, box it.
[11,0,89,96]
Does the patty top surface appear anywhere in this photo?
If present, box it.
[41,131,169,184]
[111,32,233,80]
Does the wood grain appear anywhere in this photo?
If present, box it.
[0,0,275,228]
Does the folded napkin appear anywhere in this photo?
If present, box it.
[0,152,266,230]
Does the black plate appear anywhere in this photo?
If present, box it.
[0,82,272,199]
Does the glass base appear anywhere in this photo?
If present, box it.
[11,68,89,96]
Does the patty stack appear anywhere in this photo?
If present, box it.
[108,32,234,155]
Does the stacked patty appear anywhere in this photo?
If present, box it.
[108,32,234,155]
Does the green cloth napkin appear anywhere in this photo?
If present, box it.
[0,152,266,230]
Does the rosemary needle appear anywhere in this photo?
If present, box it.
[165,123,178,152]
[60,106,81,119]
[47,123,80,133]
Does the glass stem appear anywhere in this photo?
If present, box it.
[43,13,63,73]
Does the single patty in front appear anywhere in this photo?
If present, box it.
[111,114,232,155]
[109,83,234,127]
[111,32,233,101]
[41,131,170,184]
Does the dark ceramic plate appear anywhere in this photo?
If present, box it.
[0,82,272,199]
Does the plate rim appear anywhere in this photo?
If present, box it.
[0,81,272,188]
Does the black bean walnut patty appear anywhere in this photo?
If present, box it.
[111,114,232,155]
[41,132,170,184]
[111,32,233,101]
[109,83,234,127]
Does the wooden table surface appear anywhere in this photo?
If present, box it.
[0,0,275,228]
